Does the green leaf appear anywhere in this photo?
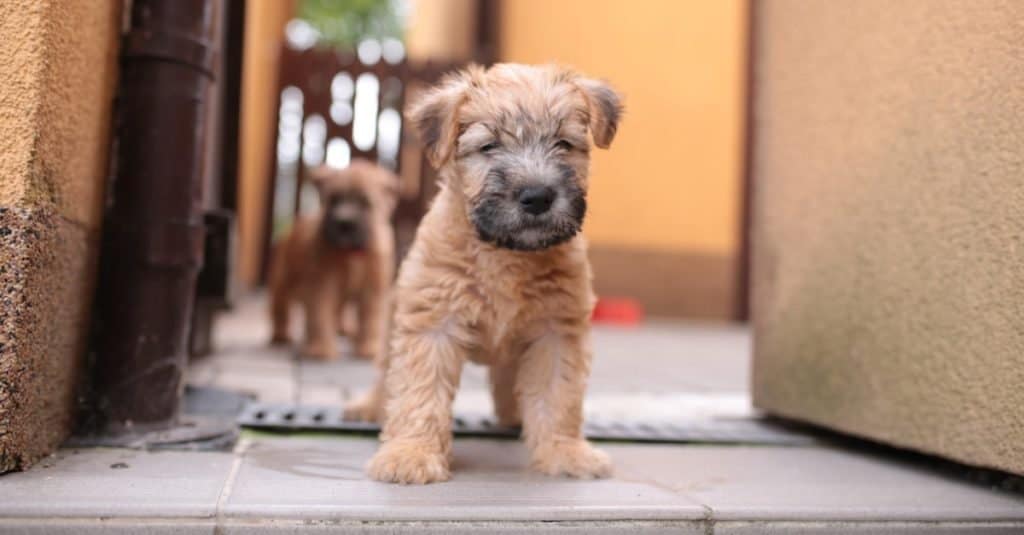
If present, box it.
[297,0,404,50]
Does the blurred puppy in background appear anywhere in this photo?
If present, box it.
[268,160,397,360]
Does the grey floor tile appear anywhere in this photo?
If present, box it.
[214,293,750,399]
[217,519,701,534]
[213,295,279,349]
[298,358,380,390]
[214,369,297,403]
[298,383,347,406]
[0,448,235,518]
[606,445,1024,522]
[186,357,221,387]
[588,321,750,394]
[714,520,1024,535]
[222,436,706,522]
[445,389,754,423]
[0,519,214,534]
[211,347,296,374]
[207,294,756,428]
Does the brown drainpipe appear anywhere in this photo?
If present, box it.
[90,0,222,433]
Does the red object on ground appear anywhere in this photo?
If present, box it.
[591,297,644,325]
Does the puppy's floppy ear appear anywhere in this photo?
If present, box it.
[576,78,623,149]
[408,67,476,168]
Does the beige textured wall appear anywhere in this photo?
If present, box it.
[751,0,1024,475]
[0,0,120,472]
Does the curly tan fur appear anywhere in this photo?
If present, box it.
[346,64,623,484]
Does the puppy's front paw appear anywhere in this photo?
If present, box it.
[367,442,450,484]
[269,332,292,346]
[532,440,613,479]
[343,392,383,422]
[354,339,379,360]
[302,341,337,361]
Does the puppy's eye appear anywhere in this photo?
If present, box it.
[555,139,573,151]
[479,142,499,154]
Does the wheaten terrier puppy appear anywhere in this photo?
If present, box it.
[346,64,622,484]
[269,160,397,360]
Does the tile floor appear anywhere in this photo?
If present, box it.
[188,295,756,422]
[1,295,1021,534]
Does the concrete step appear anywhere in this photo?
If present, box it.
[1,434,1021,534]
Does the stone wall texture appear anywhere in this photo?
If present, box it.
[751,0,1024,475]
[0,0,120,472]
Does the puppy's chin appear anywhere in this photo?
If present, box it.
[471,209,585,251]
[476,224,580,252]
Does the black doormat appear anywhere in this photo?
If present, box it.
[237,401,818,446]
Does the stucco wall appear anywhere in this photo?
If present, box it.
[751,0,1024,475]
[0,0,120,472]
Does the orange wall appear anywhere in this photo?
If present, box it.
[500,0,746,255]
[405,0,477,61]
[237,0,296,286]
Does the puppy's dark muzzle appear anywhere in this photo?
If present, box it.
[323,219,367,250]
[518,186,556,215]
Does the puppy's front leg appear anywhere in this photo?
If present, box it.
[518,326,611,479]
[354,288,386,359]
[302,274,340,360]
[267,244,293,344]
[366,319,467,484]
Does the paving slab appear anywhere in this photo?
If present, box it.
[297,357,382,392]
[588,322,751,394]
[197,295,756,431]
[712,521,1024,535]
[297,383,348,406]
[610,445,1024,522]
[0,519,216,535]
[213,519,700,534]
[219,434,1024,527]
[0,423,1021,533]
[0,448,234,518]
[208,294,751,397]
[211,347,298,374]
[1,518,1021,534]
[213,369,297,404]
[223,435,706,522]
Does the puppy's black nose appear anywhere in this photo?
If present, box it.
[334,220,358,233]
[518,186,556,215]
